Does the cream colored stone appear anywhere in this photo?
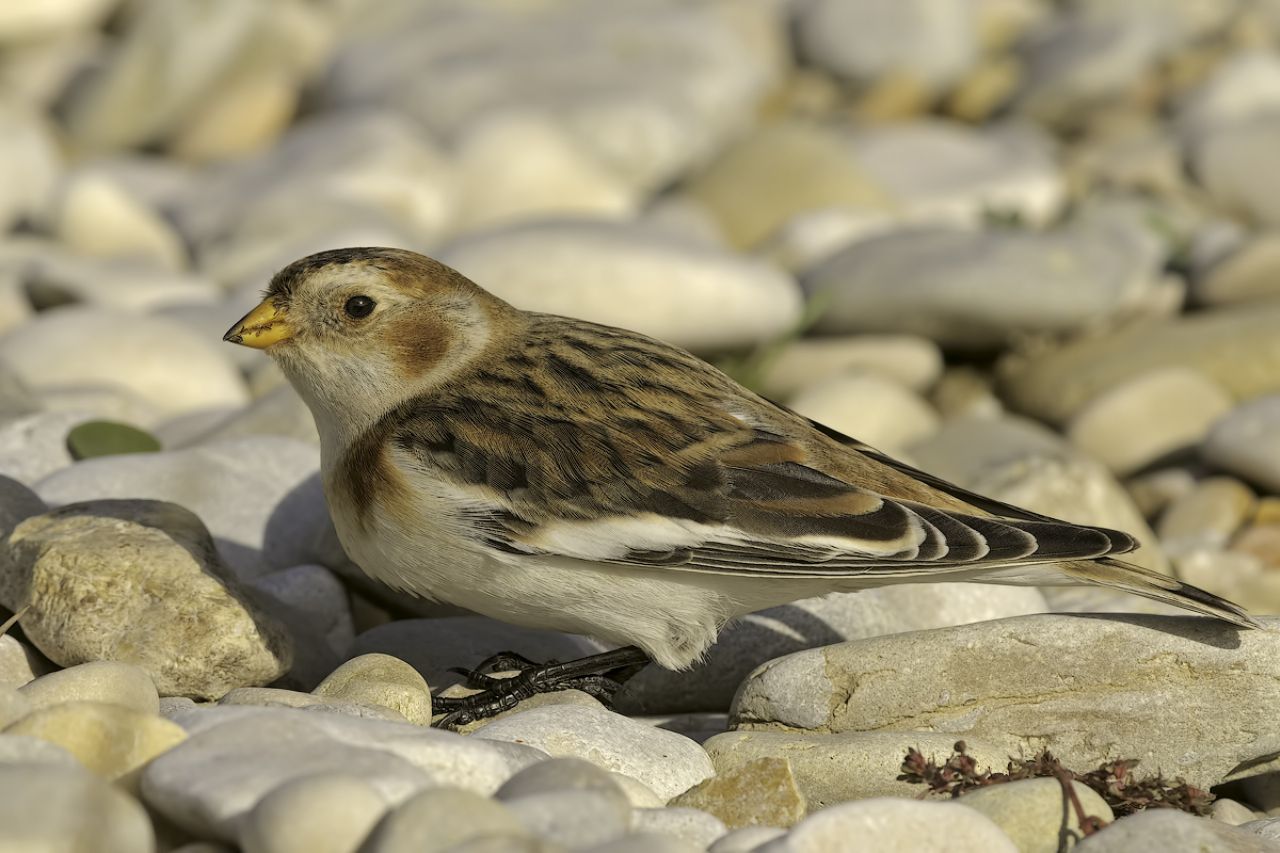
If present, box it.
[2,500,291,699]
[239,773,389,853]
[6,700,186,792]
[53,170,186,269]
[758,335,943,398]
[19,660,158,714]
[959,778,1114,853]
[1157,476,1256,556]
[789,373,939,453]
[314,654,432,726]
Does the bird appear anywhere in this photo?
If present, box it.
[225,247,1256,724]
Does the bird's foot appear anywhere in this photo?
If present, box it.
[431,645,651,730]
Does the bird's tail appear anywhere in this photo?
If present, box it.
[987,556,1259,628]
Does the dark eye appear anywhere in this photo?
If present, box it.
[343,295,376,319]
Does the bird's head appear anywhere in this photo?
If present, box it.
[224,247,514,445]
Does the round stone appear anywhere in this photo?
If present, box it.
[313,654,431,725]
[239,773,389,853]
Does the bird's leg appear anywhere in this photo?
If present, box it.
[432,645,652,730]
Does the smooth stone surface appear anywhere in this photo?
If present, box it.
[474,705,714,801]
[0,732,81,767]
[496,757,630,802]
[350,617,607,690]
[0,412,84,487]
[757,335,943,399]
[805,224,1156,348]
[788,373,939,453]
[314,653,432,725]
[1176,50,1280,142]
[998,299,1280,425]
[709,826,787,853]
[1194,233,1280,306]
[0,634,52,690]
[6,700,187,791]
[51,168,187,269]
[0,763,155,853]
[846,121,1065,227]
[795,0,976,89]
[1066,367,1233,475]
[616,583,1047,715]
[1076,809,1275,852]
[704,730,1018,809]
[250,563,354,691]
[439,219,803,353]
[18,660,158,714]
[959,778,1114,853]
[1157,476,1256,556]
[144,705,542,840]
[671,757,805,830]
[217,687,407,724]
[504,789,631,848]
[239,774,389,853]
[1214,798,1263,826]
[1194,116,1280,226]
[731,614,1280,791]
[587,835,702,853]
[686,120,890,248]
[2,500,291,698]
[358,787,529,853]
[0,306,247,418]
[0,687,30,728]
[633,807,727,849]
[756,797,1016,852]
[1203,396,1280,494]
[35,437,330,579]
[0,106,59,233]
[0,474,46,540]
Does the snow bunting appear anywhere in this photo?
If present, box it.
[225,247,1254,715]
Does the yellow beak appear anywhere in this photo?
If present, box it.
[223,299,294,349]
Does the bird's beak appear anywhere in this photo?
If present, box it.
[223,299,294,349]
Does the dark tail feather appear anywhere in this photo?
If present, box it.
[1060,557,1259,628]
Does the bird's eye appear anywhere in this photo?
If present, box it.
[343,295,376,319]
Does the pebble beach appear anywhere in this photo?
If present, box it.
[3,0,1280,850]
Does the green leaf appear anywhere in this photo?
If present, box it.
[66,420,162,460]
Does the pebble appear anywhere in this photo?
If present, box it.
[1194,232,1280,307]
[1203,396,1280,494]
[997,301,1280,425]
[0,634,51,690]
[473,705,714,801]
[5,700,187,792]
[958,778,1114,853]
[3,500,292,699]
[0,686,30,728]
[34,436,329,579]
[250,563,354,691]
[1176,50,1280,143]
[50,167,187,269]
[1126,467,1197,520]
[358,787,530,853]
[439,219,803,354]
[0,411,85,486]
[0,105,59,233]
[686,120,890,249]
[709,826,787,853]
[0,306,247,418]
[1076,808,1275,852]
[349,617,607,691]
[587,835,702,853]
[0,762,155,853]
[805,224,1157,348]
[496,757,631,803]
[731,614,1280,792]
[757,334,943,399]
[632,806,728,849]
[755,797,1016,852]
[18,660,159,714]
[615,583,1046,715]
[144,705,541,840]
[787,373,939,453]
[0,731,80,767]
[671,757,806,830]
[794,0,977,90]
[1156,476,1256,555]
[0,473,46,538]
[218,687,408,724]
[504,789,632,848]
[1213,798,1263,826]
[313,654,432,726]
[1193,116,1280,227]
[238,774,389,853]
[1066,367,1233,475]
[846,121,1065,227]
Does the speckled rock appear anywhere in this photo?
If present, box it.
[473,705,714,801]
[672,757,806,829]
[731,614,1280,791]
[2,500,291,699]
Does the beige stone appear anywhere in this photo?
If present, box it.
[239,773,389,853]
[1157,476,1256,555]
[758,334,943,398]
[672,757,806,829]
[2,500,291,699]
[314,654,432,725]
[1195,233,1280,306]
[0,763,154,852]
[19,660,158,714]
[959,778,1114,853]
[789,373,939,453]
[6,700,186,792]
[730,614,1280,790]
[1067,367,1233,475]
